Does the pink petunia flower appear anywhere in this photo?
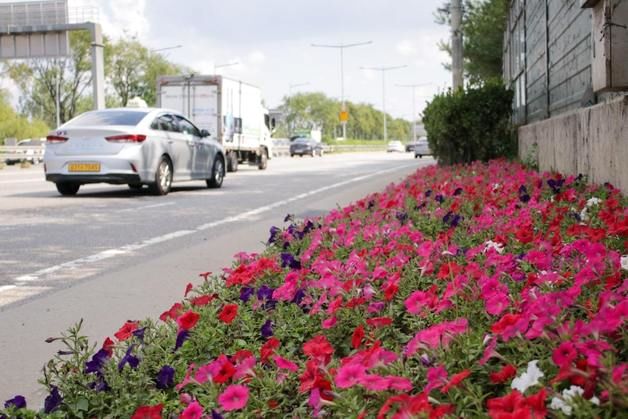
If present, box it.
[273,355,299,372]
[180,401,203,419]
[218,384,249,411]
[335,363,366,389]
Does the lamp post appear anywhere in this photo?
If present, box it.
[150,45,182,53]
[214,61,239,74]
[396,83,431,142]
[360,65,407,142]
[312,41,372,140]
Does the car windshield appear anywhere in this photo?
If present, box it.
[65,110,149,127]
[294,138,311,144]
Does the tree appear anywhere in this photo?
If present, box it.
[3,30,103,127]
[0,90,49,143]
[435,0,509,84]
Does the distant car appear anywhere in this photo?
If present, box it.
[405,139,421,152]
[290,137,324,157]
[387,140,404,153]
[44,108,226,196]
[5,139,45,165]
[414,137,432,158]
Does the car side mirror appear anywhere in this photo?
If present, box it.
[200,129,210,138]
[271,118,276,129]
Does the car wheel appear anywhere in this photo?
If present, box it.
[149,156,173,196]
[418,154,423,158]
[56,182,80,196]
[128,183,143,190]
[227,152,238,172]
[258,148,268,170]
[206,156,225,188]
[290,153,294,157]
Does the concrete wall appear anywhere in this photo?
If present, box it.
[519,94,628,193]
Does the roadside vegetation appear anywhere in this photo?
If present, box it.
[0,91,49,144]
[2,160,625,417]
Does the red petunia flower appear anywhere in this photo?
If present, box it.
[441,369,471,393]
[191,294,214,307]
[131,403,163,419]
[159,302,184,322]
[260,337,281,363]
[490,364,517,384]
[102,337,115,356]
[176,310,201,331]
[114,320,139,341]
[366,317,393,328]
[351,325,365,349]
[303,335,334,365]
[184,282,193,297]
[218,304,239,324]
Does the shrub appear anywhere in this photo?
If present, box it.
[422,82,515,165]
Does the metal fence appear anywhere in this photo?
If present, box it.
[504,0,593,125]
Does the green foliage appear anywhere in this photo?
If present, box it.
[277,92,411,142]
[436,0,509,84]
[0,91,49,143]
[422,82,515,165]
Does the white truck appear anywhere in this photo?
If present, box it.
[157,75,274,172]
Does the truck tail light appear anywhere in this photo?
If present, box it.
[105,134,147,143]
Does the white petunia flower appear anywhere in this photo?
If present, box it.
[549,386,600,417]
[580,197,602,222]
[484,240,505,254]
[621,255,628,271]
[586,197,602,207]
[511,360,544,393]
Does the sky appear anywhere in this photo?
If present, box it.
[2,0,453,120]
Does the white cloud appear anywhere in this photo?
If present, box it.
[396,40,417,56]
[248,51,266,64]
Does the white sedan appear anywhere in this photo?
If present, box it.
[387,140,405,153]
[44,108,226,196]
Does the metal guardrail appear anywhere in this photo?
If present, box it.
[271,142,386,157]
[0,145,45,163]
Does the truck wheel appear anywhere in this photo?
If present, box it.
[207,156,225,188]
[148,156,173,196]
[258,149,268,170]
[227,152,239,172]
[56,182,80,196]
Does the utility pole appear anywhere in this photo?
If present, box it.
[451,0,464,90]
[397,83,431,142]
[361,65,407,142]
[312,41,372,140]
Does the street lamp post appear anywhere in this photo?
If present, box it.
[396,83,431,142]
[361,65,407,142]
[214,61,239,74]
[312,41,372,140]
[150,45,183,53]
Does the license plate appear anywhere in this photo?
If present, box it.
[68,162,101,173]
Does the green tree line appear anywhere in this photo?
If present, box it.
[0,90,49,143]
[275,92,412,142]
[2,31,189,129]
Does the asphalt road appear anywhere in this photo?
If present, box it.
[0,152,433,406]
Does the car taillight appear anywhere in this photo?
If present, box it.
[105,134,147,143]
[46,135,68,143]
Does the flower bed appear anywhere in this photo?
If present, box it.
[2,160,627,418]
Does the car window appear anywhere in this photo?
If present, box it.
[176,116,201,137]
[294,138,311,144]
[150,114,179,132]
[65,110,149,127]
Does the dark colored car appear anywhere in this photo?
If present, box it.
[290,137,324,157]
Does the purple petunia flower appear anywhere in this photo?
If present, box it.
[4,395,26,409]
[268,226,281,244]
[175,330,190,351]
[43,386,62,413]
[89,375,110,393]
[396,211,408,224]
[453,187,463,196]
[292,289,306,305]
[280,253,301,270]
[547,178,564,194]
[425,189,433,197]
[85,349,110,374]
[211,410,224,419]
[132,327,146,342]
[261,320,274,338]
[118,345,140,371]
[435,194,444,203]
[240,287,254,302]
[156,365,175,389]
[257,285,274,300]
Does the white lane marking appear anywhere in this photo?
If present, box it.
[12,164,417,287]
[118,202,175,212]
[0,286,51,306]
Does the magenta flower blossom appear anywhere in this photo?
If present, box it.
[335,363,367,389]
[218,385,249,411]
[180,401,203,419]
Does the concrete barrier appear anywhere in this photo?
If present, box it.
[519,95,628,194]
